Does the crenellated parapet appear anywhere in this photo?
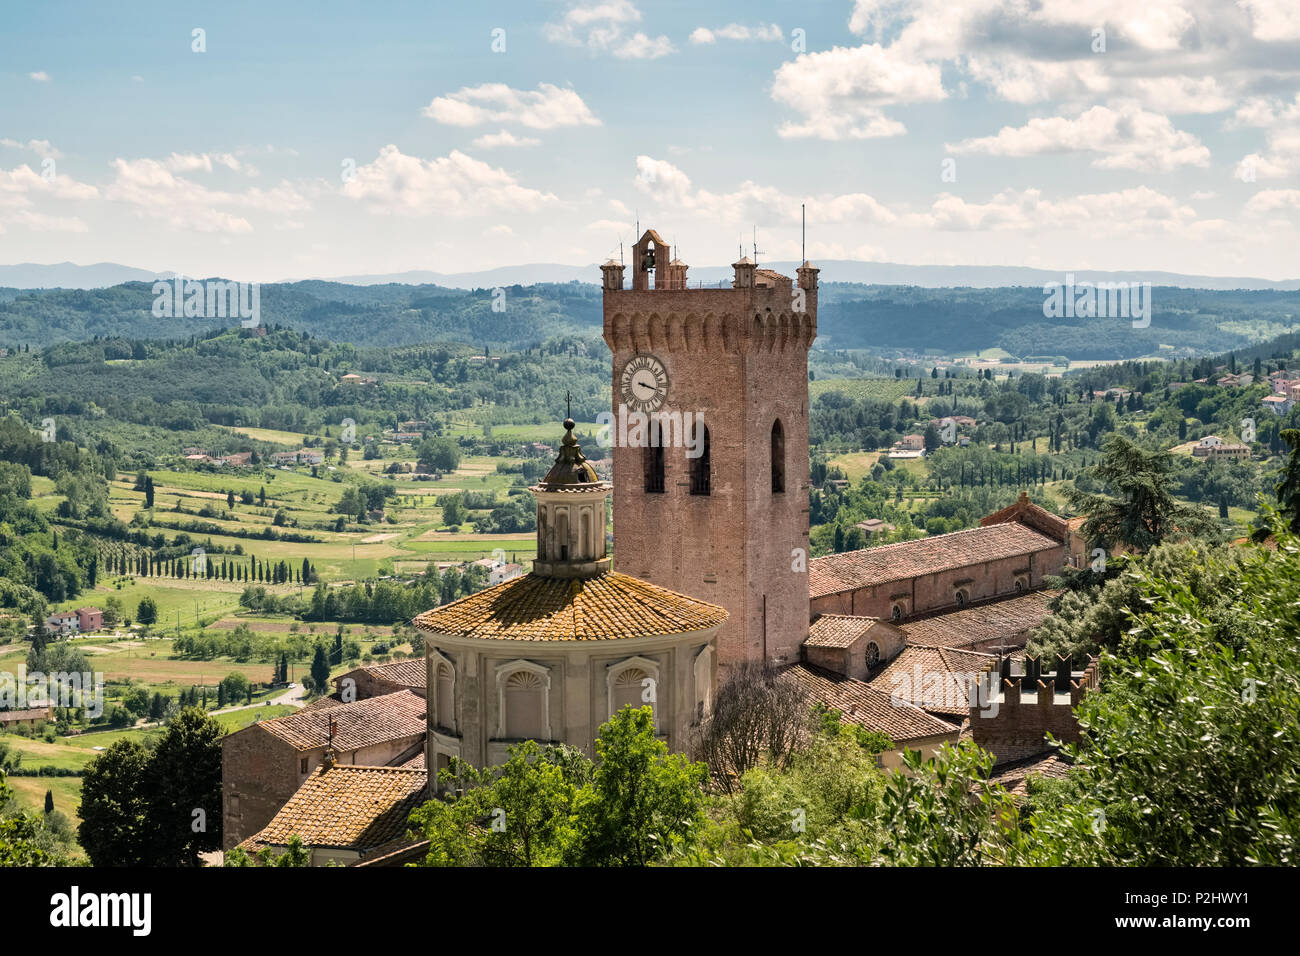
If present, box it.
[970,653,1100,765]
[604,298,817,355]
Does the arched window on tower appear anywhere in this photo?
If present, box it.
[770,419,785,494]
[690,426,711,496]
[644,443,665,494]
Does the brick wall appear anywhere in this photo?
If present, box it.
[604,272,817,672]
[221,725,299,850]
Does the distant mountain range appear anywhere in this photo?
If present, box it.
[3,259,1299,292]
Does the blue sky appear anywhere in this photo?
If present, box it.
[2,0,1298,280]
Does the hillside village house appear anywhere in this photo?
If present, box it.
[222,690,426,849]
[1192,435,1251,460]
[0,706,53,730]
[44,611,80,636]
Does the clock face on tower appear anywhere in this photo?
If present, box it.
[619,354,669,413]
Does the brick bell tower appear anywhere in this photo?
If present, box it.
[601,229,818,673]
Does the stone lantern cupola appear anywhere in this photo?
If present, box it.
[531,418,612,579]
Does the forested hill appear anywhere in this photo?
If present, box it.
[815,284,1300,358]
[0,280,602,350]
[0,277,1297,359]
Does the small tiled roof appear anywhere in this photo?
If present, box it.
[256,691,425,752]
[869,645,999,718]
[413,571,727,642]
[981,492,1070,541]
[397,750,426,769]
[335,658,427,692]
[348,838,432,867]
[806,614,886,649]
[238,765,428,853]
[779,664,958,742]
[0,707,52,722]
[989,750,1073,794]
[808,523,1061,598]
[896,590,1059,649]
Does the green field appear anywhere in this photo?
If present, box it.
[810,377,911,403]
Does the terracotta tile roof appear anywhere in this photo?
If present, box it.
[806,614,887,649]
[808,523,1062,598]
[979,492,1070,542]
[301,694,343,711]
[869,645,1000,718]
[256,691,426,753]
[780,663,958,742]
[0,707,52,722]
[413,571,728,642]
[396,750,426,769]
[896,590,1059,649]
[989,750,1073,794]
[348,837,432,867]
[238,765,428,853]
[335,658,427,692]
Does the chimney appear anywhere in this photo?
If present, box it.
[732,255,756,289]
[600,259,625,292]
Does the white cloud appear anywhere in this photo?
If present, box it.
[422,83,600,129]
[1238,0,1300,42]
[0,163,96,233]
[910,185,1197,235]
[485,224,514,237]
[103,156,309,233]
[340,145,557,217]
[791,0,1298,138]
[585,218,633,233]
[0,139,63,160]
[948,102,1210,171]
[471,130,542,149]
[0,164,99,205]
[633,155,897,225]
[691,23,782,44]
[909,184,1190,235]
[1245,188,1300,215]
[544,1,675,59]
[164,152,247,174]
[772,43,944,140]
[2,210,88,232]
[28,71,49,82]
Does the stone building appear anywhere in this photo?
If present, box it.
[221,690,426,849]
[602,229,818,672]
[809,520,1066,621]
[413,418,728,777]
